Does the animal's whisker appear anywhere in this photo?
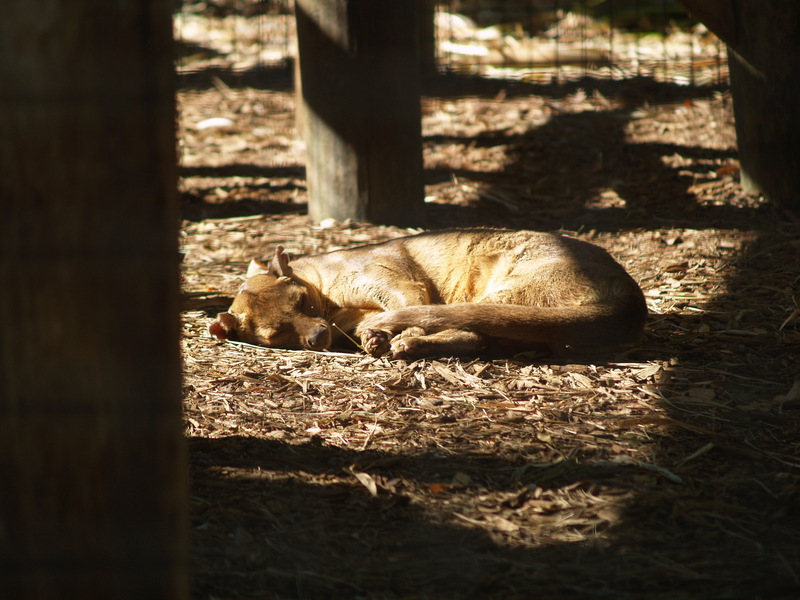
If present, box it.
[332,322,365,352]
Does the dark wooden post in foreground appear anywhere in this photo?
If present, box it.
[418,0,438,76]
[0,1,187,599]
[295,0,427,226]
[678,0,800,211]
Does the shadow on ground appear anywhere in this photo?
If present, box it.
[190,432,799,599]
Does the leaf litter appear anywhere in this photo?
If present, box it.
[180,78,800,600]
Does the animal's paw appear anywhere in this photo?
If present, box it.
[360,328,393,357]
[387,327,426,359]
[360,326,427,359]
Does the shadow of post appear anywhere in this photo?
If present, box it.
[190,423,800,598]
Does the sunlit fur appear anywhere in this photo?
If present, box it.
[209,229,647,359]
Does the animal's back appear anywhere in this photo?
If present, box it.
[397,229,638,308]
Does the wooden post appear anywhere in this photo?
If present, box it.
[418,0,438,76]
[295,0,427,227]
[675,0,735,45]
[726,3,800,207]
[678,1,800,210]
[0,1,187,599]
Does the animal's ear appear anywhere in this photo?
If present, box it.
[246,258,271,278]
[209,312,239,340]
[269,245,293,278]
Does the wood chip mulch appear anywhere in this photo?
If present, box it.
[179,78,800,599]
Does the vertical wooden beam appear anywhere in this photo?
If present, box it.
[295,0,427,226]
[418,0,438,76]
[675,0,735,47]
[678,0,800,210]
[0,1,187,598]
[726,3,800,207]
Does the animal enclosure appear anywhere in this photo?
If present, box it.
[177,2,800,598]
[176,0,728,83]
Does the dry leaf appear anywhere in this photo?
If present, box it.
[570,372,594,388]
[633,363,662,381]
[452,472,472,486]
[489,516,519,532]
[352,471,378,497]
[665,261,690,273]
[427,483,449,494]
[431,361,462,385]
[773,378,800,405]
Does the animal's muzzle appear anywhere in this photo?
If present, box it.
[305,323,331,351]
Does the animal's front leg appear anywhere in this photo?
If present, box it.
[361,326,485,359]
[356,308,487,358]
[360,326,426,357]
[356,306,434,356]
[390,329,485,359]
[355,310,417,356]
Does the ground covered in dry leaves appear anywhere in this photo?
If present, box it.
[179,71,800,598]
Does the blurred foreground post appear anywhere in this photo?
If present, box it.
[0,1,187,598]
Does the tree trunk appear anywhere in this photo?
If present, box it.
[0,2,187,599]
[678,0,800,210]
[295,0,427,227]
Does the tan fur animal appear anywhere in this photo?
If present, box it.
[209,229,647,359]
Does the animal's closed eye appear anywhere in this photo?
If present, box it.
[269,324,289,336]
[257,324,290,345]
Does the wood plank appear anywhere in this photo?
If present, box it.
[679,0,800,210]
[676,1,736,46]
[295,0,426,226]
[0,1,187,597]
[727,3,800,207]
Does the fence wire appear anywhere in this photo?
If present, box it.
[175,0,728,88]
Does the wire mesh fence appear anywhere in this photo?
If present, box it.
[174,1,730,190]
[434,0,727,86]
[175,0,728,88]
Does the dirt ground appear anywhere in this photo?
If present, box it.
[178,69,800,598]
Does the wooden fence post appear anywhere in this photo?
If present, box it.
[0,1,187,598]
[678,0,800,210]
[295,0,427,226]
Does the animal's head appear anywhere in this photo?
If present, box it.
[208,246,332,351]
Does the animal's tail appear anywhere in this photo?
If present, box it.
[366,297,647,352]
